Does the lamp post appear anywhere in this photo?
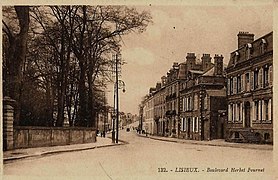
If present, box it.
[112,52,126,144]
[200,85,206,141]
[115,79,125,143]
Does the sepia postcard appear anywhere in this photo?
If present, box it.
[1,0,277,180]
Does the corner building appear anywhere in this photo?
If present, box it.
[226,32,273,143]
[179,53,227,141]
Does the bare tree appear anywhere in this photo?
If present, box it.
[3,6,30,125]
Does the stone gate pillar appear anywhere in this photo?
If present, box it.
[3,96,15,150]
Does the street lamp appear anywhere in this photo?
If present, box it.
[200,84,206,141]
[112,52,126,144]
[115,79,126,143]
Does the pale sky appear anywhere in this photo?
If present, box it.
[106,3,273,115]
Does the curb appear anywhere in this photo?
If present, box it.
[4,143,124,163]
[106,137,129,145]
[137,134,272,151]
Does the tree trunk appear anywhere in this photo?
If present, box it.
[6,6,30,126]
[78,60,87,126]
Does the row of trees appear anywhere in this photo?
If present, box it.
[3,6,152,127]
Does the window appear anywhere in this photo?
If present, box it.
[194,94,198,110]
[237,76,241,93]
[230,77,233,94]
[265,99,269,121]
[231,104,234,122]
[245,73,250,91]
[264,133,270,140]
[183,118,186,131]
[195,117,199,132]
[246,43,252,59]
[260,39,267,54]
[255,101,259,121]
[254,69,259,89]
[204,95,208,110]
[237,103,241,122]
[234,52,239,64]
[193,117,198,132]
[263,67,269,87]
[188,96,191,111]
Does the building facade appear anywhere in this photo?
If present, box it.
[226,32,273,143]
[142,53,227,140]
[153,81,166,136]
[179,53,227,141]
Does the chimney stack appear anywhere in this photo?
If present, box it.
[237,32,254,49]
[172,62,179,70]
[186,53,196,71]
[177,63,186,79]
[214,54,224,76]
[201,53,212,71]
[156,82,162,91]
[161,76,167,86]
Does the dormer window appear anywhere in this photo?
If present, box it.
[246,43,252,59]
[234,51,239,64]
[260,39,267,54]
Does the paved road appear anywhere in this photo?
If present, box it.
[4,129,275,180]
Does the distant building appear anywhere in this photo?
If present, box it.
[153,80,166,136]
[226,32,273,143]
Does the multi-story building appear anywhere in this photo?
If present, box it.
[143,53,227,140]
[143,89,155,134]
[153,81,166,135]
[179,53,227,141]
[164,63,182,137]
[226,32,273,144]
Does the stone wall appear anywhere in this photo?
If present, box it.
[13,126,97,149]
[3,97,15,150]
[3,96,97,150]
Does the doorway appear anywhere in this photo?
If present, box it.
[244,101,251,127]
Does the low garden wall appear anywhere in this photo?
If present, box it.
[13,126,97,149]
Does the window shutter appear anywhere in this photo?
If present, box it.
[228,104,231,122]
[241,74,244,92]
[181,118,184,131]
[242,102,244,123]
[191,96,193,111]
[262,100,265,121]
[250,71,254,90]
[227,78,230,95]
[196,117,199,132]
[268,99,272,121]
[269,65,272,86]
[182,97,185,112]
[192,117,195,132]
[251,101,255,122]
[258,100,261,121]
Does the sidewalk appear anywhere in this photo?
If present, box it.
[137,133,273,151]
[3,137,125,162]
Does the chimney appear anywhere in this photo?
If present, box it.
[201,54,211,71]
[177,63,186,79]
[186,53,196,71]
[214,54,224,76]
[172,62,179,70]
[237,32,254,49]
[149,87,156,95]
[161,76,167,86]
[156,82,162,91]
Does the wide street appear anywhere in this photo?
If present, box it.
[4,129,274,180]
